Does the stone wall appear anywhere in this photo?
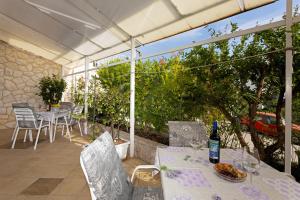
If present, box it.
[120,131,167,164]
[0,41,61,129]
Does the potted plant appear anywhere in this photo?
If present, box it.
[37,74,67,111]
[92,82,130,159]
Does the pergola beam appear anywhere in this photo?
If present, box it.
[130,37,136,157]
[84,57,89,135]
[284,0,293,174]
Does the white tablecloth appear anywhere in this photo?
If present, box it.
[156,147,299,200]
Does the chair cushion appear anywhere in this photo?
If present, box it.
[168,121,208,147]
[80,132,133,200]
[12,103,29,108]
[133,187,164,200]
[60,102,74,111]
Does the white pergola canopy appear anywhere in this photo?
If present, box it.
[0,0,274,67]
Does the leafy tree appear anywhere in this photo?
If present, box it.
[184,21,300,163]
[92,62,130,139]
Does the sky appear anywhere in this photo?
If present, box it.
[109,0,300,62]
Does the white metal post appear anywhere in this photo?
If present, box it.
[71,68,74,102]
[61,65,64,101]
[285,0,293,174]
[130,37,136,157]
[84,57,89,135]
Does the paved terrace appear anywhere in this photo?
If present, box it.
[0,128,161,200]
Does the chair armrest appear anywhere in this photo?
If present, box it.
[130,165,160,183]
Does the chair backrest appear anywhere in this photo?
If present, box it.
[73,105,84,115]
[60,102,74,111]
[168,121,208,147]
[13,107,38,129]
[80,132,133,200]
[12,102,29,108]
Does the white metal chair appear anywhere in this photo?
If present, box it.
[11,103,29,141]
[53,110,72,142]
[70,105,84,136]
[12,107,50,150]
[80,132,163,200]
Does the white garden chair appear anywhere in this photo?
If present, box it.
[80,132,163,200]
[12,107,50,150]
[70,105,84,136]
[53,110,72,142]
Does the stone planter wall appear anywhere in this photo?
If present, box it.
[0,41,61,129]
[88,123,168,163]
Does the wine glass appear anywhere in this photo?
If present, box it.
[233,147,247,170]
[242,147,260,184]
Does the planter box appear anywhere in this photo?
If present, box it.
[115,139,130,160]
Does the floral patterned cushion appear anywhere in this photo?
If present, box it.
[168,121,208,147]
[132,186,164,200]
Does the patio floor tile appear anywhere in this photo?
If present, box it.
[21,178,64,195]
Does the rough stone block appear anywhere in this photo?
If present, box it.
[5,68,13,76]
[2,95,15,103]
[5,121,16,128]
[4,80,17,90]
[0,115,9,119]
[13,70,23,77]
[3,90,10,97]
[0,108,6,114]
[12,90,23,95]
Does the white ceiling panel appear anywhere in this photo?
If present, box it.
[62,51,83,61]
[54,57,70,65]
[185,1,241,28]
[170,0,226,15]
[74,41,100,55]
[26,0,100,26]
[91,29,123,48]
[0,29,57,60]
[117,0,176,36]
[89,43,129,62]
[244,0,274,10]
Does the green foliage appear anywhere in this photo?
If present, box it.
[91,62,130,139]
[73,77,85,105]
[37,75,66,105]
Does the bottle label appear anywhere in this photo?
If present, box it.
[209,139,219,159]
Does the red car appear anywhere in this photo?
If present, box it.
[241,112,300,137]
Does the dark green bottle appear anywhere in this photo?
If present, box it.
[209,121,220,163]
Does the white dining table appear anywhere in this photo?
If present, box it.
[156,147,300,200]
[36,109,70,143]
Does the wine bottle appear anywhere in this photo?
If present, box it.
[209,121,220,163]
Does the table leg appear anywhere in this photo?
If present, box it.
[49,116,53,143]
[50,123,53,143]
[64,116,71,142]
[29,130,33,142]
